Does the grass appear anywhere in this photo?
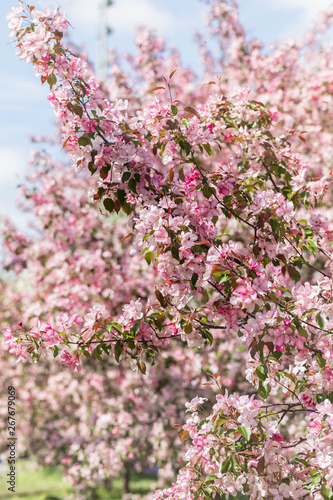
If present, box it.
[0,460,73,500]
[0,460,156,499]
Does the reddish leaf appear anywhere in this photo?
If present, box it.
[119,232,133,243]
[178,428,190,444]
[114,200,121,213]
[257,457,265,474]
[62,136,70,149]
[169,69,177,80]
[184,106,200,119]
[149,86,165,92]
[138,360,146,375]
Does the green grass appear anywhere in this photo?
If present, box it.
[97,470,156,499]
[0,460,73,499]
[0,460,155,499]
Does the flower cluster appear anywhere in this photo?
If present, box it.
[4,0,333,497]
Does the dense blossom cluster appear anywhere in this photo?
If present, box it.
[4,0,333,497]
[1,150,248,498]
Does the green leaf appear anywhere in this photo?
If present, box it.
[316,393,326,403]
[316,351,326,368]
[203,474,217,484]
[122,171,131,182]
[203,184,213,199]
[301,308,318,319]
[316,313,325,330]
[101,343,111,356]
[191,273,199,289]
[111,322,124,335]
[202,488,213,499]
[78,135,91,147]
[217,271,230,284]
[128,178,137,193]
[203,143,212,156]
[202,329,213,345]
[178,167,186,181]
[171,245,180,261]
[181,118,189,129]
[74,104,83,118]
[80,348,91,359]
[321,485,333,500]
[171,104,178,115]
[306,239,317,256]
[269,218,279,233]
[103,198,114,213]
[221,458,231,474]
[88,162,97,175]
[116,189,126,205]
[93,347,103,362]
[53,346,59,358]
[256,365,268,381]
[79,83,87,96]
[201,287,209,304]
[114,341,122,363]
[238,425,251,443]
[300,191,310,209]
[258,381,271,400]
[145,251,154,265]
[179,140,191,156]
[212,416,228,433]
[132,323,141,335]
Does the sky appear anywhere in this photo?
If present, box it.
[1,0,333,231]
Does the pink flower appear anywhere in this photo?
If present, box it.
[269,108,279,121]
[83,120,97,133]
[167,322,178,335]
[185,397,207,412]
[308,419,321,436]
[60,350,81,372]
[43,324,62,347]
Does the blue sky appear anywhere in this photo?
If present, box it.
[1,0,333,230]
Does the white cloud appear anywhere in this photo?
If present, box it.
[253,0,333,21]
[0,147,27,186]
[253,0,332,13]
[106,0,179,34]
[250,0,333,40]
[268,0,332,12]
[37,0,203,37]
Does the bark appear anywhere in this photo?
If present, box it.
[122,461,131,498]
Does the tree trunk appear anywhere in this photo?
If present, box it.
[122,461,131,498]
